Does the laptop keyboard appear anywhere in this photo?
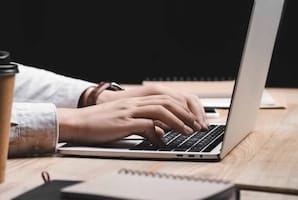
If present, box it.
[130,125,225,152]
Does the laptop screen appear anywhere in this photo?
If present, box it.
[221,0,285,158]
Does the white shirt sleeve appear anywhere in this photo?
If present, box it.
[9,63,96,157]
[13,63,96,108]
[9,103,58,157]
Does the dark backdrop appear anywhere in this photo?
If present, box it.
[0,0,297,87]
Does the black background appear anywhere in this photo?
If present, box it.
[0,0,297,87]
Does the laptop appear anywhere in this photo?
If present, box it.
[58,0,285,161]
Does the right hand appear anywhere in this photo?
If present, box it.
[58,94,203,145]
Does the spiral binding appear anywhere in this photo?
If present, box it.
[118,168,230,184]
[144,76,235,81]
[118,168,298,196]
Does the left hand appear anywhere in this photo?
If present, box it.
[97,84,209,130]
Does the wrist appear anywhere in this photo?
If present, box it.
[78,81,124,108]
[57,108,77,142]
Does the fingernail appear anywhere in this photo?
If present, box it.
[203,123,209,130]
[205,119,210,128]
[184,125,194,134]
[193,121,201,130]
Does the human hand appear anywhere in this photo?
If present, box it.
[58,93,206,145]
[98,84,209,130]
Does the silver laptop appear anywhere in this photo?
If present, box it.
[58,0,285,161]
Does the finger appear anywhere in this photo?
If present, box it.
[134,119,165,146]
[186,95,209,130]
[154,120,171,132]
[147,125,166,146]
[132,95,199,131]
[132,105,194,135]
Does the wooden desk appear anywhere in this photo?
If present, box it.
[1,83,298,200]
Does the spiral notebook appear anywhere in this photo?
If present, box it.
[61,168,239,200]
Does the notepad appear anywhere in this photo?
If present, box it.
[200,90,277,108]
[142,81,287,109]
[61,168,239,200]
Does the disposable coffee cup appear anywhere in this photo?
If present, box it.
[0,51,18,183]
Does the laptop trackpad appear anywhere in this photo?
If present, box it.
[97,135,144,149]
[99,140,142,149]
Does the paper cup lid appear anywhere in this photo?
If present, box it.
[0,51,19,75]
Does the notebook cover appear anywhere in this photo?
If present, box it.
[61,169,239,200]
[12,180,82,200]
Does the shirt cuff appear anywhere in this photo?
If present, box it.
[8,102,58,157]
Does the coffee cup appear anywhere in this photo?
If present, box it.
[0,50,18,183]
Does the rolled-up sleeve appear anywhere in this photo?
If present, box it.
[13,63,95,108]
[8,63,97,157]
[8,103,58,157]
